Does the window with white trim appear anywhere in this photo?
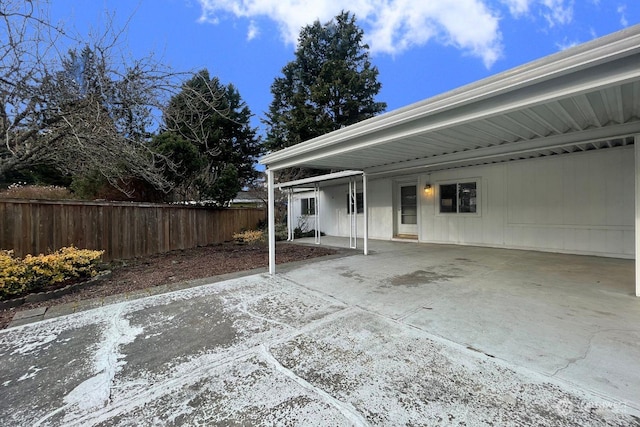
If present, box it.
[300,198,316,215]
[439,181,478,214]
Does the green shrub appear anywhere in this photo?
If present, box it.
[0,247,104,300]
[274,223,289,241]
[294,228,325,238]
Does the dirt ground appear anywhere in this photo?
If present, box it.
[0,242,336,329]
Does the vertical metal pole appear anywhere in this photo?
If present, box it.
[353,179,358,249]
[634,135,640,297]
[267,169,276,275]
[348,179,356,249]
[348,179,352,246]
[287,189,293,241]
[315,183,320,244]
[363,173,368,256]
[348,179,352,247]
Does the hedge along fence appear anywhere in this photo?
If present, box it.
[0,199,266,261]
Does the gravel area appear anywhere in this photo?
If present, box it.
[0,242,336,329]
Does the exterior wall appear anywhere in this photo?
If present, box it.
[291,146,633,258]
[290,191,317,231]
[291,180,393,240]
[420,146,634,258]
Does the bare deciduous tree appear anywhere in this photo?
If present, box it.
[0,0,187,196]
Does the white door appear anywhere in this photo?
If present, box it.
[396,184,418,236]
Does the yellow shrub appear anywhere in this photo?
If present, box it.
[0,250,27,298]
[233,230,265,244]
[0,246,104,300]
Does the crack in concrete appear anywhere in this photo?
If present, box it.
[394,305,432,321]
[59,347,262,426]
[259,344,370,426]
[236,301,295,329]
[551,328,640,378]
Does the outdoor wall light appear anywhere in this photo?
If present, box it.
[424,184,432,193]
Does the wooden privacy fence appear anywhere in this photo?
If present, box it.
[0,199,265,261]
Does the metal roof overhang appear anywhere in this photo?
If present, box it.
[275,170,363,190]
[260,25,640,177]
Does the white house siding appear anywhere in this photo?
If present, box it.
[308,179,394,240]
[290,191,317,231]
[420,145,634,258]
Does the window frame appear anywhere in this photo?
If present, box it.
[436,179,481,216]
[300,197,316,216]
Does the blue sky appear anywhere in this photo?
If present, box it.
[49,0,639,135]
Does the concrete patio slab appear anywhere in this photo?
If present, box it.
[287,238,640,408]
[1,240,639,425]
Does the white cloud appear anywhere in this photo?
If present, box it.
[500,0,574,26]
[501,0,531,16]
[618,4,629,27]
[555,37,578,50]
[541,0,573,26]
[247,19,259,40]
[195,0,503,68]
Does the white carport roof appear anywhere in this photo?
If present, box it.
[275,170,363,190]
[260,24,640,176]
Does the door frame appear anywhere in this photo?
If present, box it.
[393,178,420,239]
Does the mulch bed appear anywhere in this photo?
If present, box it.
[0,242,337,329]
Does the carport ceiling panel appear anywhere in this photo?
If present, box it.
[461,122,512,144]
[527,104,572,134]
[631,81,640,119]
[318,152,387,169]
[504,110,553,137]
[435,126,498,148]
[413,135,470,153]
[471,118,525,143]
[366,144,432,160]
[425,130,482,150]
[562,95,599,129]
[340,139,452,168]
[596,86,624,125]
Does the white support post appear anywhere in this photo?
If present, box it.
[348,179,352,246]
[363,173,368,256]
[348,178,357,249]
[287,189,293,241]
[267,169,276,275]
[634,135,640,297]
[314,183,321,244]
[353,179,358,248]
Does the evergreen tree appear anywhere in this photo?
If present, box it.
[264,11,386,154]
[161,70,262,205]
